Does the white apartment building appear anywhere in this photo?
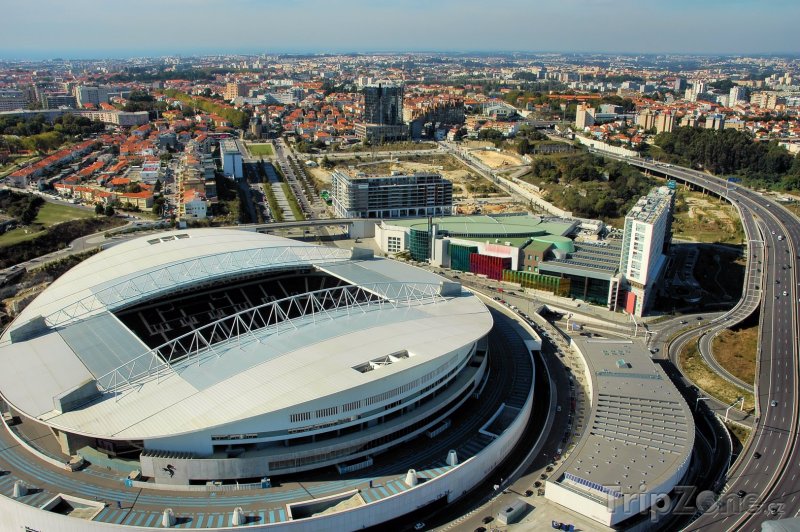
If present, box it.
[729,86,748,106]
[220,139,244,179]
[619,186,674,316]
[575,104,596,129]
[75,85,110,107]
[181,191,208,219]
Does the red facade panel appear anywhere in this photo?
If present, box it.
[624,291,637,315]
[469,253,512,280]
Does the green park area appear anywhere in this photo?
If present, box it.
[247,143,274,157]
[0,201,94,247]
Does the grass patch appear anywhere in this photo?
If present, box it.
[711,324,758,385]
[0,217,124,269]
[35,202,94,227]
[679,337,755,412]
[281,182,306,221]
[262,184,283,223]
[247,143,274,157]
[0,202,95,247]
[725,421,751,448]
[0,227,44,246]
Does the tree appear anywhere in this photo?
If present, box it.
[517,138,530,156]
[477,128,504,141]
[152,196,166,215]
[104,205,115,217]
[154,179,162,193]
[95,203,105,215]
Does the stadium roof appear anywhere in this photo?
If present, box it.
[9,229,353,331]
[0,229,491,440]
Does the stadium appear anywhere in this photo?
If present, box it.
[0,228,495,487]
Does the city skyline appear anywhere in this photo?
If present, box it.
[2,0,800,60]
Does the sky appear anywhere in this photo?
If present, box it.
[2,0,799,60]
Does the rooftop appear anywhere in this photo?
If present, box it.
[331,170,445,181]
[539,239,623,279]
[626,186,674,225]
[550,337,693,505]
[383,214,576,239]
[219,139,240,154]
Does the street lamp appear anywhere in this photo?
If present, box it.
[724,396,745,423]
[695,396,710,412]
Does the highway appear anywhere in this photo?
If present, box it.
[609,155,798,530]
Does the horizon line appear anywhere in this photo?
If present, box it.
[1,48,799,62]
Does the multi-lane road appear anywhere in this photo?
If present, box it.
[610,155,799,530]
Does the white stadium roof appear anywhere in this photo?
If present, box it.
[10,229,354,329]
[0,229,492,440]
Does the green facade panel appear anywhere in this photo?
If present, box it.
[502,270,570,297]
[451,244,478,272]
[409,228,431,261]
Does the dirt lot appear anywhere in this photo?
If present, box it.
[673,189,744,244]
[307,166,332,187]
[319,154,515,204]
[470,148,525,169]
[454,199,527,215]
[305,152,529,216]
[462,141,494,150]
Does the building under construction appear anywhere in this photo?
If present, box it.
[405,98,465,140]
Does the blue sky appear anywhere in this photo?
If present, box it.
[2,0,798,59]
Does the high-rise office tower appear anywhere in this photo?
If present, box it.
[363,84,404,125]
[356,83,408,143]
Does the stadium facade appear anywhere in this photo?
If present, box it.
[0,229,494,487]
